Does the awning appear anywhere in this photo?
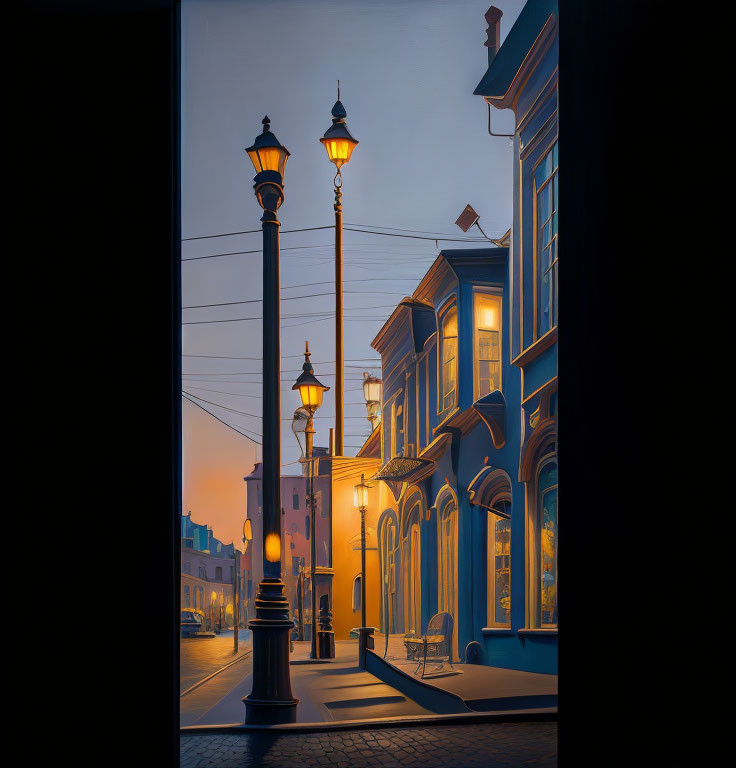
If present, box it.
[371,456,436,501]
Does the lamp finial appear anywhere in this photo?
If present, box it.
[262,115,270,132]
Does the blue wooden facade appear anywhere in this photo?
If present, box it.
[370,0,558,675]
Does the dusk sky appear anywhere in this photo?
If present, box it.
[181,0,524,547]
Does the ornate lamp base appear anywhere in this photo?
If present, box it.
[243,578,298,724]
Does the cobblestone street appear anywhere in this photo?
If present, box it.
[180,722,557,767]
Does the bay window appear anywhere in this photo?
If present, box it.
[440,305,458,413]
[474,292,502,399]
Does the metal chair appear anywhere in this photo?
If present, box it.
[403,611,454,678]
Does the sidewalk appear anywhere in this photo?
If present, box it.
[367,635,557,713]
[182,640,433,728]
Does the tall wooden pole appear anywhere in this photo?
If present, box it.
[334,183,344,456]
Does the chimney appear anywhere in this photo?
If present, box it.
[484,6,503,66]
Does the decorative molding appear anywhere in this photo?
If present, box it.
[472,390,507,449]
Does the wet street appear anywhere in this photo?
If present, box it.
[180,722,558,767]
[180,631,252,693]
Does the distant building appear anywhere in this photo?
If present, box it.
[180,511,242,630]
[243,459,332,635]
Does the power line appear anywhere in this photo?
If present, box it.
[182,225,334,242]
[182,393,262,444]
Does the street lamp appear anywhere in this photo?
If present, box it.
[242,116,298,725]
[211,591,217,634]
[362,372,382,430]
[320,82,358,457]
[292,341,329,659]
[353,474,371,632]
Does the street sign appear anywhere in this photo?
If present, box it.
[455,204,480,233]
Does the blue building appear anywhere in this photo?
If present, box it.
[368,0,557,675]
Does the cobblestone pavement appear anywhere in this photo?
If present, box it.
[180,722,557,767]
[181,632,252,693]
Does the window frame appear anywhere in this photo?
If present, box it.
[473,288,503,401]
[537,456,558,628]
[532,140,558,341]
[486,499,512,628]
[437,299,459,415]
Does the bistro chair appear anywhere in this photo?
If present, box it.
[403,611,454,678]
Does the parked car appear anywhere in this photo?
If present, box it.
[180,608,206,637]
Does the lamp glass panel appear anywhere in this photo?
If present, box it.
[354,483,369,509]
[323,138,356,168]
[363,377,381,404]
[299,383,324,410]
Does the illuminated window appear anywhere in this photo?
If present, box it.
[474,292,502,399]
[390,399,403,457]
[440,306,458,413]
[487,501,511,628]
[537,458,558,627]
[438,497,457,620]
[535,142,558,337]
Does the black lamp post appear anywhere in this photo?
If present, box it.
[241,117,298,725]
[292,342,329,659]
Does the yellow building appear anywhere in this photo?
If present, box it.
[328,450,382,640]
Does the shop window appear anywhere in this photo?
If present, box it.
[535,142,558,338]
[474,292,502,399]
[537,459,558,626]
[487,499,511,627]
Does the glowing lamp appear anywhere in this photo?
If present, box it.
[243,518,253,543]
[353,474,370,510]
[320,98,358,170]
[292,342,329,415]
[246,116,290,177]
[246,116,290,211]
[265,532,281,563]
[362,372,381,405]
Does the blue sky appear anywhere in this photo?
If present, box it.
[181,0,525,481]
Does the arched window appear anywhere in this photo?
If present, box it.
[400,496,422,636]
[183,585,190,608]
[538,458,558,627]
[440,306,458,413]
[378,511,400,634]
[437,494,457,618]
[487,499,511,627]
[352,575,362,612]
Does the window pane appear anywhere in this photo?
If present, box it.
[493,517,511,625]
[538,461,558,627]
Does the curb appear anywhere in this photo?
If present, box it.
[179,707,558,735]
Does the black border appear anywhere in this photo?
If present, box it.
[9,1,707,765]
